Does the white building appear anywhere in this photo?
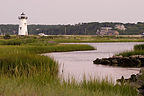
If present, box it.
[97,27,119,35]
[101,27,113,31]
[18,13,28,35]
[115,24,126,31]
[38,33,48,36]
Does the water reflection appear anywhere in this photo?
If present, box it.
[44,42,144,82]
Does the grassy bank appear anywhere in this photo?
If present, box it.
[39,35,144,43]
[1,35,144,43]
[0,49,58,78]
[0,40,94,77]
[0,44,95,54]
[0,76,137,96]
[21,44,95,53]
[118,44,144,57]
[51,35,144,43]
[0,37,138,96]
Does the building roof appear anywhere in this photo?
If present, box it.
[21,12,25,15]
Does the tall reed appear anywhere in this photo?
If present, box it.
[118,44,144,56]
[0,46,58,78]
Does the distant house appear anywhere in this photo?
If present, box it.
[97,27,119,35]
[115,24,126,31]
[101,27,113,30]
[142,33,144,35]
[38,33,48,36]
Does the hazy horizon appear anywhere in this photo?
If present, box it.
[0,0,144,25]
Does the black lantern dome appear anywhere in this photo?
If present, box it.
[18,12,28,19]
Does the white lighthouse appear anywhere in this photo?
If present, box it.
[18,13,28,35]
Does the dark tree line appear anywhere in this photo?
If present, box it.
[0,22,144,35]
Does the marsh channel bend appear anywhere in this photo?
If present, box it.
[44,42,144,82]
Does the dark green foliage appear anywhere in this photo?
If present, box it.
[1,22,144,35]
[1,40,21,45]
[0,39,35,45]
[3,34,11,39]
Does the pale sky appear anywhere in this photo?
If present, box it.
[0,0,144,24]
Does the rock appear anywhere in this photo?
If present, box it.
[111,59,118,64]
[138,55,144,58]
[138,85,144,96]
[103,60,111,65]
[117,74,137,84]
[116,68,144,96]
[130,55,144,58]
[139,58,144,66]
[136,59,141,67]
[93,56,144,67]
[118,57,136,67]
[130,58,141,67]
[129,74,137,82]
[140,68,144,73]
[113,55,123,58]
[93,58,101,64]
[93,58,111,65]
[117,76,126,84]
[112,55,123,58]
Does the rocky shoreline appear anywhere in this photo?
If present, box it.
[117,68,144,96]
[93,55,144,67]
[93,55,144,95]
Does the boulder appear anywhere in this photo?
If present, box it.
[93,56,144,67]
[111,59,118,65]
[117,68,144,95]
[129,74,137,82]
[93,58,101,64]
[112,55,123,58]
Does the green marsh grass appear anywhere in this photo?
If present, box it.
[0,77,137,96]
[0,38,36,45]
[0,42,94,78]
[0,48,58,77]
[2,35,144,44]
[21,44,95,54]
[0,38,138,96]
[118,50,144,57]
[118,44,144,57]
[134,44,144,51]
[44,35,144,43]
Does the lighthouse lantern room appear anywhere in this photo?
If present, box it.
[18,13,28,35]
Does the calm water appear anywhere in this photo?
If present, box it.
[44,42,144,82]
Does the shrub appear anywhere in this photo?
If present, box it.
[0,40,21,45]
[3,34,11,39]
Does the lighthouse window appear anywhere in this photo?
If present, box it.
[20,27,22,30]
